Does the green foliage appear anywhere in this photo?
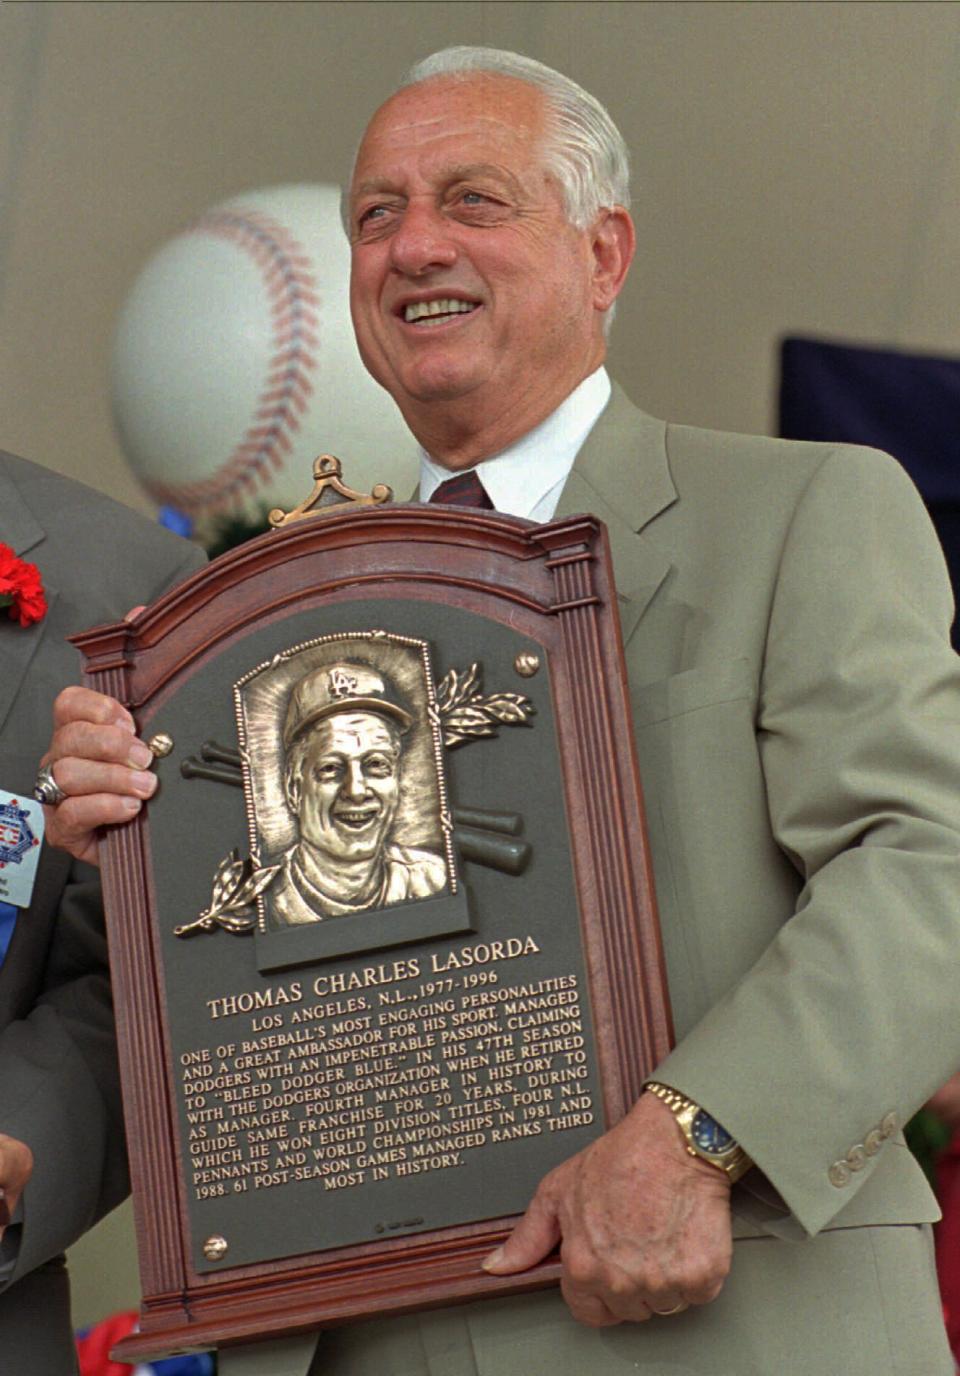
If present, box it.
[906,1108,952,1191]
[202,505,272,558]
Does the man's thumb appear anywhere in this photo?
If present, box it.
[482,1194,560,1275]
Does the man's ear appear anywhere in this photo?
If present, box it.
[591,206,635,313]
[284,763,301,814]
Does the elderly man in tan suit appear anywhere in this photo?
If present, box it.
[43,46,959,1376]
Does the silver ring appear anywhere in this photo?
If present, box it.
[34,762,67,807]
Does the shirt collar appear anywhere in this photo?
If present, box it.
[419,367,611,518]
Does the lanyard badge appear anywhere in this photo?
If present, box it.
[0,790,44,910]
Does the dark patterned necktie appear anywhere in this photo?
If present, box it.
[428,471,493,509]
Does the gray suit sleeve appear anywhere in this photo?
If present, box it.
[1,873,125,1281]
[0,538,206,1286]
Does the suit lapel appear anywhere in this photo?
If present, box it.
[554,384,676,644]
[0,458,44,559]
[0,459,59,735]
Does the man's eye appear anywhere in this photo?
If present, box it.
[451,190,510,220]
[356,205,389,230]
[364,754,395,777]
[315,762,343,782]
[456,190,500,209]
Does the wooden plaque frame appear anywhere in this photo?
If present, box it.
[72,503,672,1363]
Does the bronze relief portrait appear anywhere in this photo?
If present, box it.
[236,632,457,934]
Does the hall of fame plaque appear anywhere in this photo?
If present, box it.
[73,456,671,1364]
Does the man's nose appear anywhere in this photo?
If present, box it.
[389,199,458,277]
[342,760,369,801]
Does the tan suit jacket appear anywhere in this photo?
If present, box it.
[310,385,959,1374]
[550,385,951,1238]
[553,384,956,1241]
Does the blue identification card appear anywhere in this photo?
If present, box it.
[0,789,44,910]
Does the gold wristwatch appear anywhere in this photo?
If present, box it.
[645,1081,753,1183]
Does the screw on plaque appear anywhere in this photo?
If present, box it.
[203,1235,228,1262]
[148,733,174,758]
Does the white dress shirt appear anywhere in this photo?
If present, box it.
[419,367,612,520]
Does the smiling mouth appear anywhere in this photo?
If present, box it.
[334,807,380,831]
[403,298,480,327]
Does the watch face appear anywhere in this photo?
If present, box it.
[691,1109,734,1156]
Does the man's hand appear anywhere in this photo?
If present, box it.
[40,686,158,867]
[483,1091,733,1325]
[0,1134,33,1239]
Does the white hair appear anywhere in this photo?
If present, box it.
[397,46,631,231]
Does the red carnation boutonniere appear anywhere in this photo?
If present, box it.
[0,543,47,627]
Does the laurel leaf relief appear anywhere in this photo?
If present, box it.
[175,849,280,938]
[436,664,536,750]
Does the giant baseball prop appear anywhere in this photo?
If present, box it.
[112,184,418,526]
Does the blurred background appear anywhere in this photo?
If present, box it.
[2,0,959,1340]
[3,1,959,516]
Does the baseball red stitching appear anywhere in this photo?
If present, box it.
[143,208,320,515]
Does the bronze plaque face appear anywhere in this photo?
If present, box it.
[239,633,455,938]
[74,506,670,1362]
[156,601,599,1272]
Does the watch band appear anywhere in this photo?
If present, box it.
[645,1081,753,1184]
